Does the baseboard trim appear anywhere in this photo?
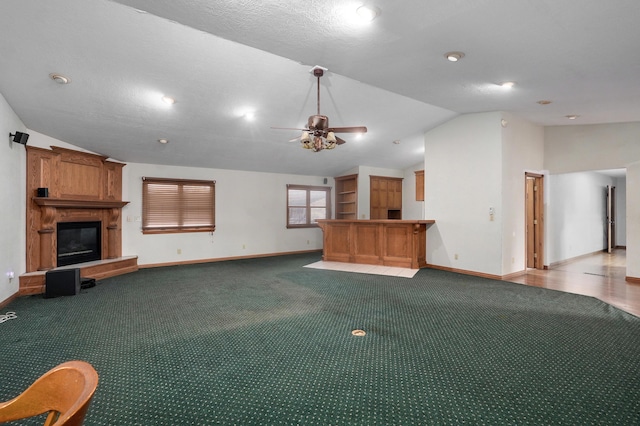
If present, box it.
[426,264,503,281]
[549,250,608,268]
[0,292,18,309]
[501,270,527,280]
[140,249,323,269]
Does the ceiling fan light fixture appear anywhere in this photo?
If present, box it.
[356,5,380,22]
[301,132,310,143]
[445,52,464,62]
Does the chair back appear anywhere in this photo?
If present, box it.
[0,360,98,425]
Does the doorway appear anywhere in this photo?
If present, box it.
[525,173,544,269]
[606,185,616,253]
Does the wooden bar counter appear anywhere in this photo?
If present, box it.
[316,219,435,269]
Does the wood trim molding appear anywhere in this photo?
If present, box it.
[33,198,129,209]
[427,264,503,281]
[626,276,640,284]
[26,145,129,273]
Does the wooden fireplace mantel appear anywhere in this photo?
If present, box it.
[22,145,138,294]
[33,198,130,209]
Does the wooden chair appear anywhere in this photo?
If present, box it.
[0,360,99,425]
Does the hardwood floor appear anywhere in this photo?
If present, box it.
[509,249,640,317]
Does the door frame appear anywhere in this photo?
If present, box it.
[525,172,545,269]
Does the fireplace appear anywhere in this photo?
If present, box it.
[57,221,102,267]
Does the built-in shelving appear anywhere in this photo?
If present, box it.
[334,174,358,219]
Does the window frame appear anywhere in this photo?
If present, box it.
[142,177,216,234]
[286,184,332,229]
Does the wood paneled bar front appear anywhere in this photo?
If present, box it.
[316,219,435,269]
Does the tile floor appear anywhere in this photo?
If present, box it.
[304,261,418,278]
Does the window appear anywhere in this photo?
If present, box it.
[142,177,215,234]
[286,185,331,228]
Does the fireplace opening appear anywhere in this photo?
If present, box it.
[57,221,102,267]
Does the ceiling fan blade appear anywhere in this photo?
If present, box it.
[328,126,367,133]
[288,135,302,142]
[271,126,309,131]
[335,136,347,145]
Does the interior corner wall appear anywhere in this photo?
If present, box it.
[424,111,503,276]
[403,162,424,220]
[500,112,544,274]
[627,162,640,280]
[0,92,27,304]
[547,171,615,264]
[615,177,627,247]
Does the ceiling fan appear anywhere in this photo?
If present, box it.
[271,67,367,152]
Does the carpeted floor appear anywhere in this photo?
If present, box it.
[1,252,639,425]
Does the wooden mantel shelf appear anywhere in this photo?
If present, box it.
[33,198,129,209]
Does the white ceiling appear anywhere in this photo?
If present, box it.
[1,0,639,176]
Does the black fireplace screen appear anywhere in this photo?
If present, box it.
[57,221,101,267]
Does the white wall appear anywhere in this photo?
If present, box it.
[424,112,504,276]
[122,163,327,265]
[615,176,627,247]
[500,112,545,274]
[627,162,640,279]
[544,123,640,173]
[547,171,614,264]
[403,162,424,220]
[545,122,640,279]
[0,93,26,303]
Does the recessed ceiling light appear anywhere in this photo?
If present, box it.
[49,73,70,84]
[565,115,579,120]
[158,138,169,144]
[537,100,552,105]
[393,140,400,145]
[244,111,255,121]
[161,96,176,105]
[500,81,516,89]
[445,52,465,62]
[356,5,380,21]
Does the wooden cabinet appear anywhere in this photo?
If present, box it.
[415,170,424,201]
[316,219,435,269]
[335,174,358,220]
[370,176,403,219]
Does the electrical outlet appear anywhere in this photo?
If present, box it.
[307,240,310,245]
[7,271,14,280]
[242,244,246,249]
[177,249,182,254]
[454,253,459,260]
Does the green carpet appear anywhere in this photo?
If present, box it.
[1,253,639,425]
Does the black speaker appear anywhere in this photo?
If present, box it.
[323,178,328,184]
[37,187,49,197]
[45,268,80,298]
[10,131,29,145]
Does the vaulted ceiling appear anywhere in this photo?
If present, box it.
[1,0,639,176]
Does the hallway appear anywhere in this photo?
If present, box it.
[510,249,640,317]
